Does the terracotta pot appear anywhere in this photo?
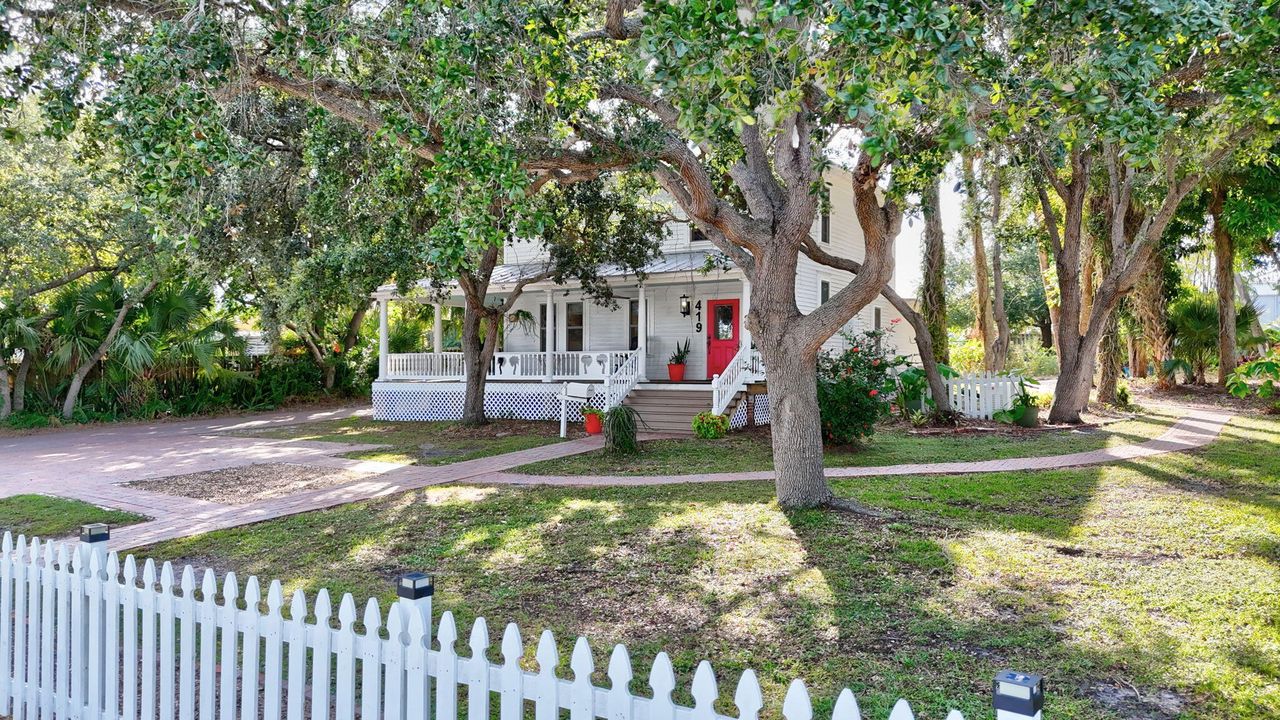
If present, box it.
[584,413,603,434]
[667,363,686,382]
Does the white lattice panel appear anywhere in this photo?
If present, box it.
[729,393,770,429]
[372,382,595,422]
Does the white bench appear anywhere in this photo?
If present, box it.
[559,382,597,438]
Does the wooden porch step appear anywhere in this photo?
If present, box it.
[623,388,714,436]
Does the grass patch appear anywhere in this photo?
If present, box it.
[0,495,147,539]
[516,407,1180,476]
[141,413,1280,719]
[233,417,567,466]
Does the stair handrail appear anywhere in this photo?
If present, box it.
[602,350,641,410]
[710,344,753,415]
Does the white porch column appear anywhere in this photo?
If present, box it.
[637,284,648,380]
[741,277,752,354]
[432,303,443,354]
[378,298,390,380]
[544,289,554,380]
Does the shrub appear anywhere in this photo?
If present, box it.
[603,405,641,453]
[691,411,729,439]
[816,329,903,444]
[1227,350,1280,412]
[1115,380,1131,407]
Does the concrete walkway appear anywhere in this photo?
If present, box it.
[484,407,1234,486]
[1,404,1233,550]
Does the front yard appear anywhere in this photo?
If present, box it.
[517,406,1180,476]
[138,412,1280,720]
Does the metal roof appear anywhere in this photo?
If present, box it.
[376,249,737,298]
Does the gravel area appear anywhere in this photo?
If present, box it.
[124,463,369,506]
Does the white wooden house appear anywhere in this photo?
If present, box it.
[371,168,915,433]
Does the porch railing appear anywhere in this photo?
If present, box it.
[383,351,634,381]
[711,348,766,415]
[602,351,641,410]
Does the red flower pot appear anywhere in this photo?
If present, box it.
[583,413,603,434]
[667,363,686,382]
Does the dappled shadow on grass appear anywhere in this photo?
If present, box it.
[139,414,1279,720]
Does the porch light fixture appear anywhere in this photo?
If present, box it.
[993,670,1044,720]
[396,572,434,600]
[679,294,691,316]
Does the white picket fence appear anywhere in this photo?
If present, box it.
[934,373,1026,420]
[0,532,973,720]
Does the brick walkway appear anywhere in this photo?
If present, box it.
[482,407,1234,486]
[2,404,1232,551]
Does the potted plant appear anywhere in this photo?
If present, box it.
[994,377,1041,428]
[581,407,604,435]
[667,339,691,382]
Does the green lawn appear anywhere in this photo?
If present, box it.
[0,495,148,539]
[516,407,1181,476]
[141,412,1280,720]
[233,417,567,465]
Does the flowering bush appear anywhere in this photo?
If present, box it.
[691,411,730,439]
[816,329,907,445]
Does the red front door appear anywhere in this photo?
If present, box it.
[706,299,740,378]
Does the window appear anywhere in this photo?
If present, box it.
[873,306,883,351]
[629,300,639,351]
[691,225,708,244]
[819,280,831,304]
[566,302,585,351]
[715,303,734,340]
[874,307,882,330]
[538,304,549,352]
[820,211,830,243]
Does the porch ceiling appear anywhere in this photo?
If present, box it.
[374,250,742,300]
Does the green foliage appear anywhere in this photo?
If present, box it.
[603,405,642,454]
[894,363,958,414]
[691,411,729,440]
[816,330,905,445]
[1227,350,1280,411]
[992,377,1041,425]
[668,339,691,366]
[1168,290,1260,383]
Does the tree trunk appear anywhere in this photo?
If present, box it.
[758,338,829,508]
[882,287,952,413]
[1097,315,1121,404]
[1210,184,1236,386]
[322,364,337,391]
[920,179,949,364]
[62,280,158,419]
[13,353,30,412]
[962,155,995,369]
[988,158,1011,371]
[1038,321,1054,349]
[1,365,10,420]
[1136,255,1175,389]
[1035,240,1061,357]
[459,302,496,426]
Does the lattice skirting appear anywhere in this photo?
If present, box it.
[372,381,596,422]
[728,394,771,429]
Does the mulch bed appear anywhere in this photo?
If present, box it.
[124,463,368,506]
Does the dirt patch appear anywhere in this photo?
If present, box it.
[1085,680,1188,720]
[124,463,370,505]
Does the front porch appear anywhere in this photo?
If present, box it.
[371,256,768,426]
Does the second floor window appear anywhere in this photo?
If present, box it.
[821,211,830,243]
[820,280,831,304]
